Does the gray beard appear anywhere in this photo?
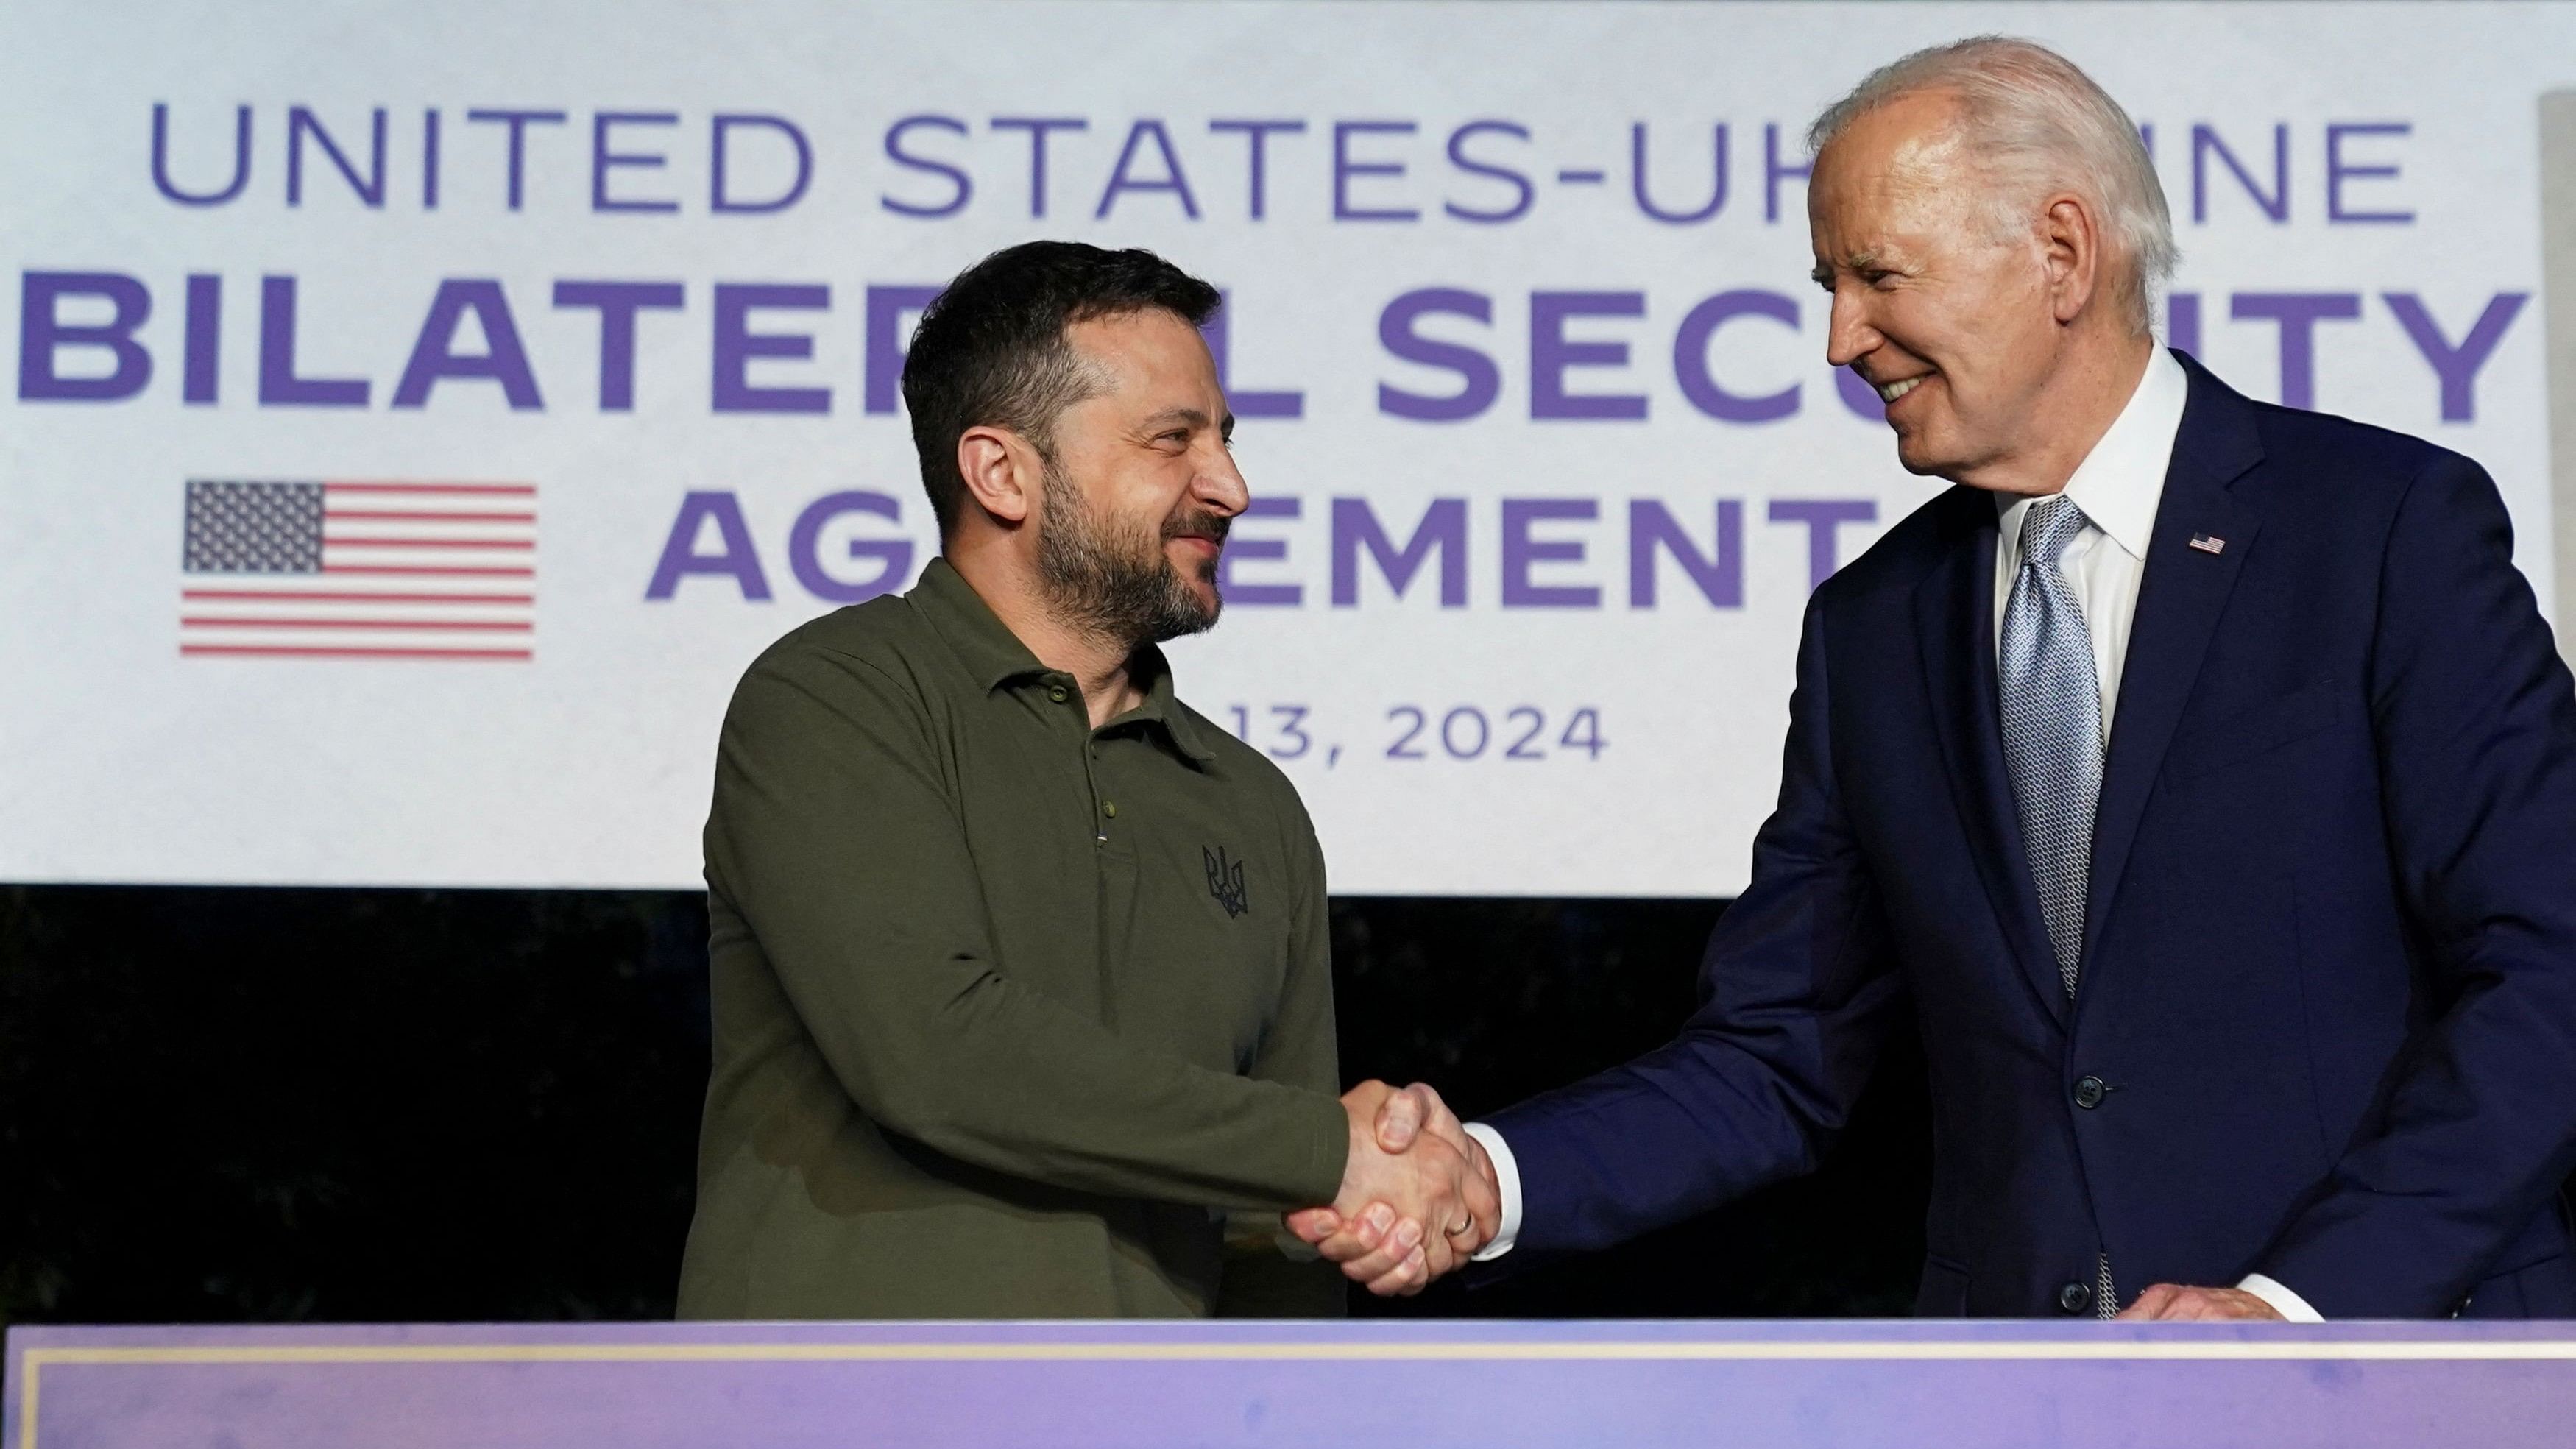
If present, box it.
[1033,467,1220,649]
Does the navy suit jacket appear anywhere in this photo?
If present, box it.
[1488,353,2576,1317]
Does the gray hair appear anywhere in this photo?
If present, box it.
[1806,37,2178,335]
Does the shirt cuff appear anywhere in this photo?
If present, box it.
[2237,1273,2325,1322]
[1461,1122,1524,1261]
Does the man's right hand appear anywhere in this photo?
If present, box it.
[1284,1081,1498,1295]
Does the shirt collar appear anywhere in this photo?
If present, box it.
[1997,345,2188,561]
[908,555,1048,691]
[907,556,1218,765]
[1117,650,1220,765]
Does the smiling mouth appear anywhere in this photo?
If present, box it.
[1876,375,1929,404]
[1164,509,1231,550]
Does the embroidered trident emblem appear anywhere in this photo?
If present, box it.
[1203,846,1249,918]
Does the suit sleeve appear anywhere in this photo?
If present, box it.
[1217,808,1349,1317]
[2251,454,2576,1316]
[704,640,1350,1212]
[1482,591,1909,1256]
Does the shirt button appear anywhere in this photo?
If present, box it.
[1047,686,1068,703]
[2057,1280,2094,1314]
[2073,1075,2107,1110]
[1103,801,1117,818]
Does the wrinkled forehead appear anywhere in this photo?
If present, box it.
[1808,92,1985,249]
[1065,309,1218,397]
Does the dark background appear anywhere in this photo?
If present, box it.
[0,886,1931,1325]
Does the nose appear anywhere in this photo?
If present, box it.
[1825,285,1883,372]
[1195,438,1250,517]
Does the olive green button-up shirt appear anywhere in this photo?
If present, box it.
[676,558,1349,1319]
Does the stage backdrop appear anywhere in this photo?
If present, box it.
[1,1,2568,894]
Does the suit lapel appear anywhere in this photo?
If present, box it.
[2077,354,2266,974]
[1913,489,2069,1025]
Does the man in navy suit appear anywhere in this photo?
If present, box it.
[1295,37,2576,1317]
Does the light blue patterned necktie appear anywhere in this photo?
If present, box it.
[1998,495,2117,1319]
[1999,495,2103,999]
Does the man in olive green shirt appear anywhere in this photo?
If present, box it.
[676,242,1497,1319]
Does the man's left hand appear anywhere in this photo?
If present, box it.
[2116,1284,2285,1320]
[1286,1082,1496,1294]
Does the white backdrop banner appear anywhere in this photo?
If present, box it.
[1,0,2566,893]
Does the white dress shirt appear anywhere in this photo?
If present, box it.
[1469,350,2322,1322]
[1989,346,2187,733]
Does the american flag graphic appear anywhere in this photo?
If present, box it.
[180,480,537,660]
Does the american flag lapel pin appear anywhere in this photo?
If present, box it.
[2188,533,2226,555]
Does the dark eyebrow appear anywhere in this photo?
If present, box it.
[1139,407,1211,435]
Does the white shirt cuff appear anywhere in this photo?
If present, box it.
[2237,1272,2325,1322]
[1461,1122,1524,1261]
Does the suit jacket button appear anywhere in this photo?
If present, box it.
[2073,1075,2107,1109]
[2058,1280,2094,1314]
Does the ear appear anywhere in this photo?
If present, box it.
[954,424,1038,526]
[2041,194,2101,325]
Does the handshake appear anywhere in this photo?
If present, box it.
[1284,1081,1499,1295]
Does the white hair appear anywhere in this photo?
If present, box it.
[1806,36,2178,335]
